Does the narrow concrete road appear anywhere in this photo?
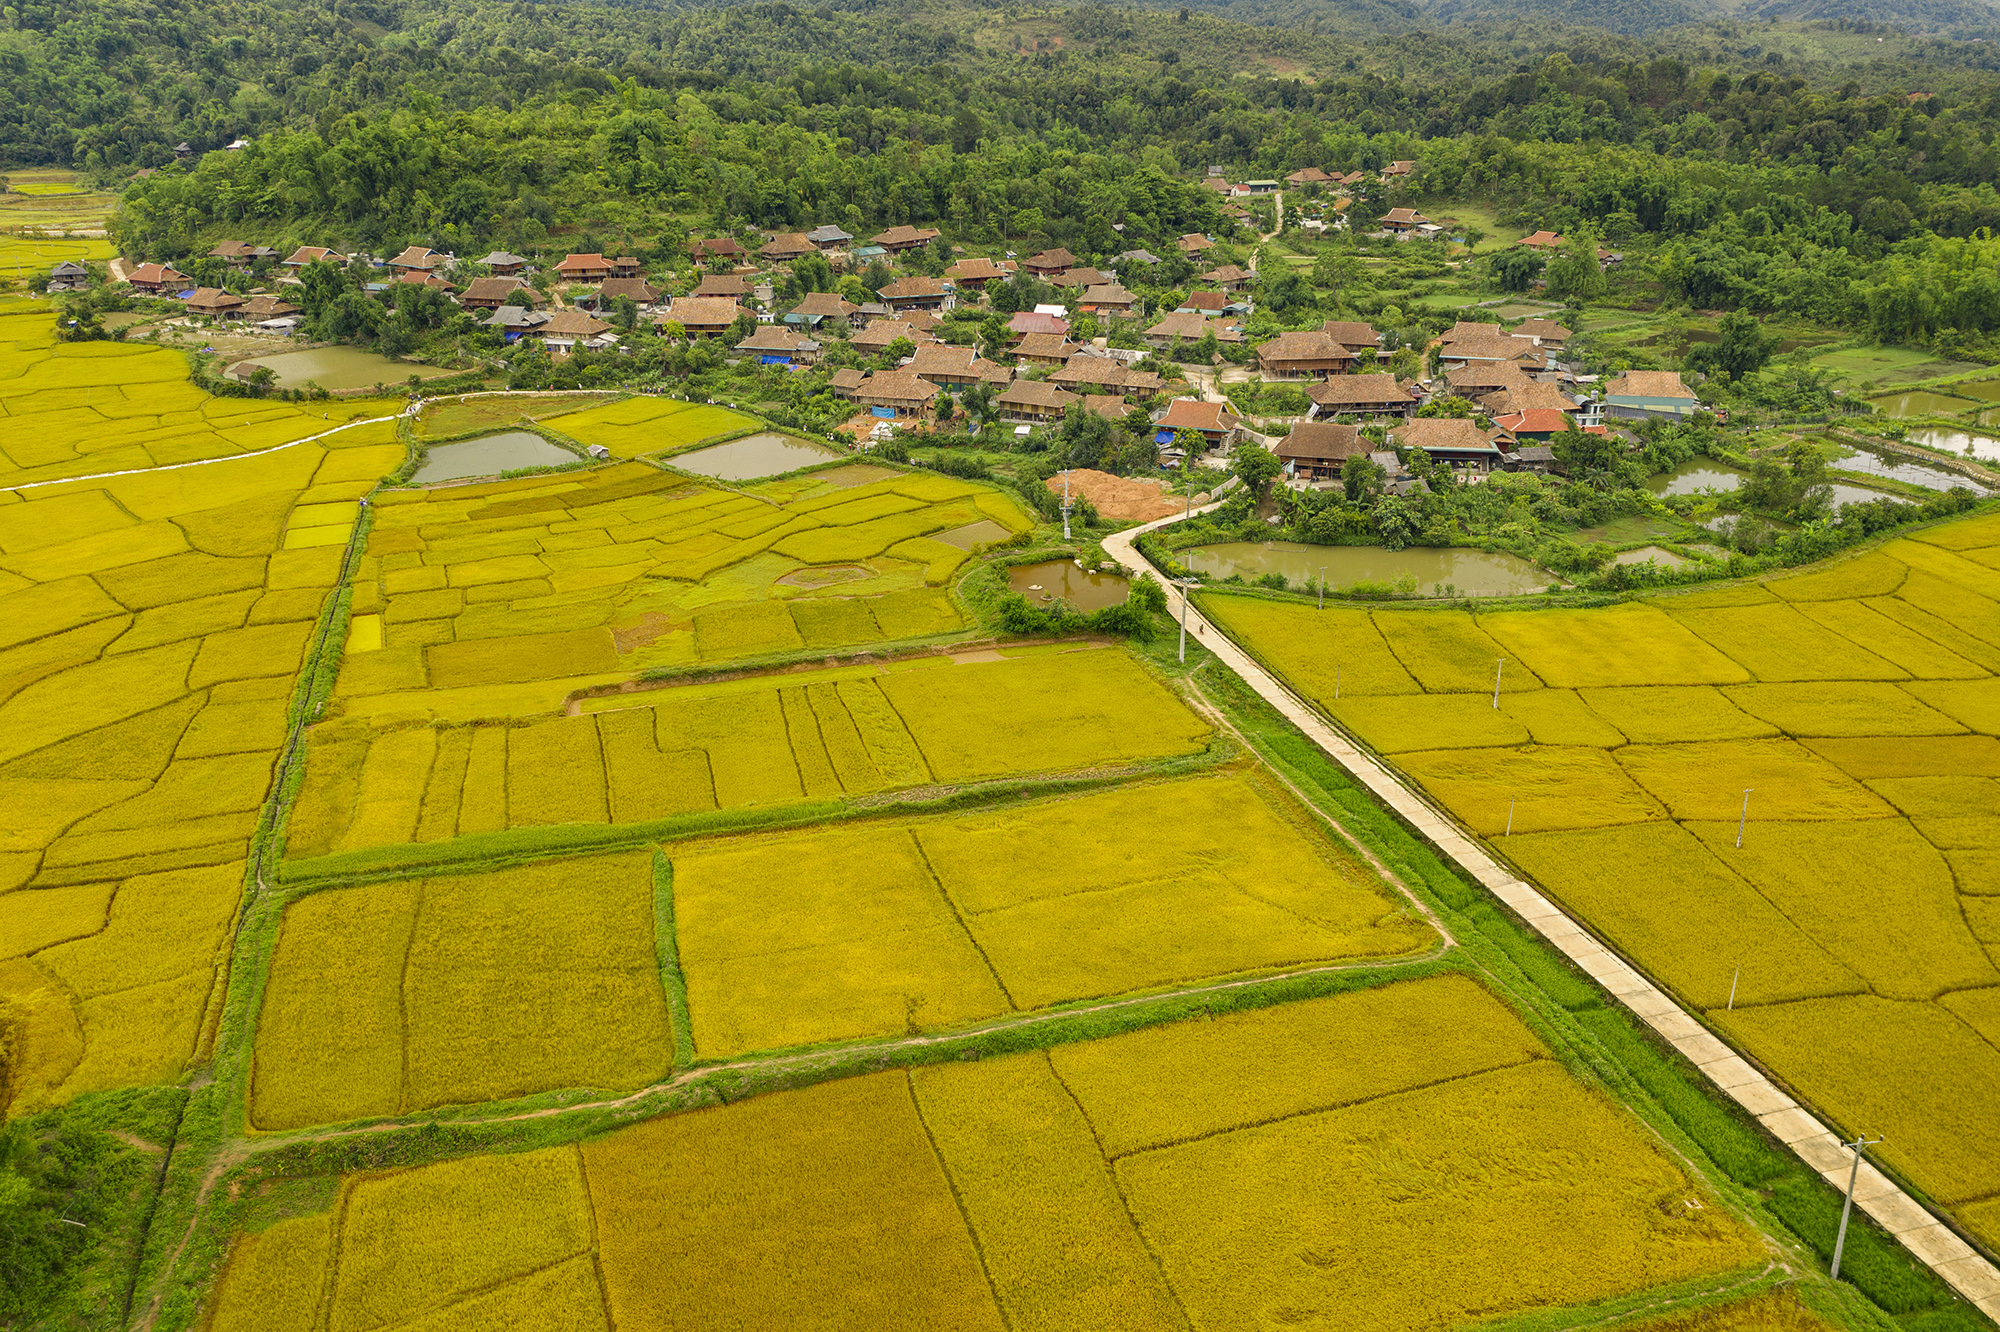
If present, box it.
[1103,510,2000,1323]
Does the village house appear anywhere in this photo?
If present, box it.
[828,367,869,401]
[1603,370,1702,422]
[689,237,746,263]
[459,277,540,311]
[1024,248,1078,278]
[395,271,455,291]
[1511,318,1572,350]
[1389,417,1507,473]
[901,309,944,335]
[533,309,617,354]
[282,246,347,270]
[1177,291,1229,315]
[1153,398,1244,452]
[855,370,940,418]
[908,344,1010,390]
[1377,208,1430,235]
[1199,264,1254,293]
[1308,373,1418,419]
[785,291,859,328]
[1200,177,1234,196]
[1078,284,1139,317]
[209,240,278,266]
[1007,310,1070,340]
[46,260,89,292]
[1478,379,1580,420]
[1049,352,1165,398]
[850,319,934,354]
[185,287,246,319]
[995,379,1080,424]
[943,256,1011,290]
[1176,233,1216,255]
[805,224,854,249]
[1116,248,1161,266]
[869,225,942,253]
[761,233,815,263]
[736,325,821,367]
[1437,329,1546,373]
[1050,267,1111,290]
[482,307,549,339]
[241,293,299,322]
[596,276,663,308]
[1385,160,1416,177]
[1013,333,1083,367]
[1518,231,1564,251]
[388,246,450,275]
[1143,310,1245,350]
[663,296,744,338]
[877,275,952,313]
[555,253,616,283]
[1256,330,1355,381]
[1490,408,1583,441]
[1320,321,1383,355]
[477,250,529,275]
[1285,167,1333,186]
[1277,421,1369,481]
[692,273,752,299]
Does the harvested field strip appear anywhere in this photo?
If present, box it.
[286,647,1211,861]
[668,772,1434,1057]
[251,854,673,1129]
[207,976,1760,1332]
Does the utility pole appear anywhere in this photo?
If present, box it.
[1492,658,1505,709]
[1831,1134,1886,1280]
[1176,577,1197,664]
[1736,789,1753,848]
[1505,799,1514,836]
[1061,468,1073,541]
[1318,566,1326,611]
[1727,964,1740,1010]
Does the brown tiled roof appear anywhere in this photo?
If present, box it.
[128,262,188,285]
[1391,417,1504,453]
[878,275,948,300]
[737,325,812,352]
[1256,330,1350,364]
[1177,233,1215,253]
[1286,167,1333,184]
[1379,208,1428,226]
[869,225,942,247]
[1145,311,1244,344]
[1512,318,1573,342]
[598,277,661,304]
[1519,230,1564,249]
[555,252,610,274]
[1607,371,1694,399]
[1080,284,1136,307]
[690,237,745,257]
[1014,333,1081,360]
[537,310,613,338]
[1308,373,1413,407]
[1320,321,1380,347]
[1157,398,1241,433]
[830,368,868,391]
[996,380,1080,410]
[462,276,537,305]
[1442,331,1543,364]
[1026,248,1078,269]
[665,296,744,327]
[389,246,445,270]
[186,287,244,309]
[692,274,750,298]
[857,371,940,403]
[242,294,299,318]
[1050,267,1110,289]
[850,320,933,350]
[945,257,1010,282]
[1183,291,1227,313]
[1008,312,1069,337]
[761,233,814,257]
[791,292,858,319]
[907,345,980,378]
[1445,363,1535,394]
[1199,264,1252,284]
[1278,421,1368,464]
[282,246,344,266]
[1484,381,1578,416]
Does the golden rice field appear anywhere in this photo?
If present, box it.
[669,772,1435,1056]
[284,646,1211,857]
[328,457,1031,721]
[207,975,1764,1331]
[0,324,409,1114]
[0,311,402,486]
[253,773,1429,1125]
[410,391,621,440]
[546,393,764,457]
[1201,517,2000,1244]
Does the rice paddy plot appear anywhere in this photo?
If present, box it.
[547,395,763,458]
[286,646,1211,858]
[667,773,1433,1057]
[251,854,672,1129]
[204,975,1761,1332]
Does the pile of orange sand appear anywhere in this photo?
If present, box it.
[1045,468,1194,522]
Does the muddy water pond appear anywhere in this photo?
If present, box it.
[1868,390,1981,419]
[241,346,459,391]
[413,431,576,483]
[1184,541,1552,596]
[1826,443,1970,491]
[1007,560,1130,610]
[1910,428,2000,466]
[671,432,842,480]
[1645,460,1747,496]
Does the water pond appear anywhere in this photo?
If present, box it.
[241,346,460,392]
[1826,443,1969,491]
[1007,560,1130,611]
[671,432,843,480]
[1184,541,1553,597]
[1868,390,1980,419]
[935,520,1014,551]
[413,431,576,484]
[1909,428,2000,466]
[1645,460,1746,496]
